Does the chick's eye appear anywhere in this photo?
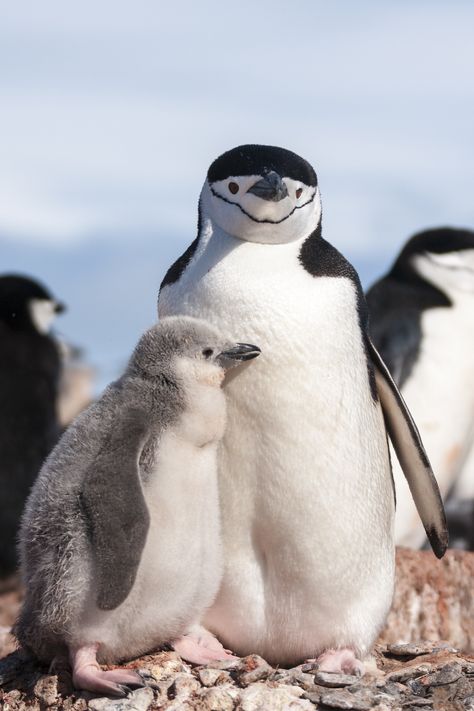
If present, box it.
[228,182,239,194]
[296,188,303,199]
[202,348,213,359]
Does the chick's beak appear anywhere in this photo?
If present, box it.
[216,343,261,369]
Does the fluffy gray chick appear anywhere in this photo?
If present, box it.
[15,316,260,697]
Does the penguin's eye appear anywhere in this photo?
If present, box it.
[202,348,214,359]
[228,182,239,195]
[296,188,303,199]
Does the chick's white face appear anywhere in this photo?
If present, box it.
[413,249,474,296]
[201,174,321,245]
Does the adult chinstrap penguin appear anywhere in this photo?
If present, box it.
[15,316,260,697]
[0,274,65,578]
[367,227,474,549]
[158,144,448,672]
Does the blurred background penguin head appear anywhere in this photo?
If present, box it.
[0,274,65,334]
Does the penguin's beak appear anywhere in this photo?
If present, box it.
[247,171,288,202]
[55,301,66,314]
[216,343,261,369]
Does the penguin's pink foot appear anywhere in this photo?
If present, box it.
[314,648,365,676]
[70,644,145,697]
[172,625,238,665]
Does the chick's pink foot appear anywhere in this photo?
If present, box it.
[70,643,145,697]
[314,647,365,676]
[172,625,238,665]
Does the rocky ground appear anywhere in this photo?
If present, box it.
[0,549,473,710]
[1,642,474,710]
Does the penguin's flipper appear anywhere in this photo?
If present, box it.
[368,339,448,558]
[80,411,151,610]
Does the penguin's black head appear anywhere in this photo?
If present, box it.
[202,144,321,244]
[0,274,65,334]
[391,227,474,295]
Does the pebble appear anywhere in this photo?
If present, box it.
[318,688,375,710]
[463,695,474,711]
[198,685,240,710]
[33,674,58,706]
[239,682,312,710]
[87,687,154,711]
[197,667,232,687]
[386,663,433,683]
[234,655,273,686]
[387,642,459,657]
[271,667,317,692]
[205,657,241,671]
[401,698,433,707]
[414,662,463,688]
[146,652,190,681]
[167,672,200,701]
[313,670,359,687]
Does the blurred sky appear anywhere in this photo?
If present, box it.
[1,1,473,388]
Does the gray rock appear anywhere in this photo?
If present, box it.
[401,698,434,707]
[146,652,191,681]
[463,695,474,711]
[240,682,313,710]
[167,672,200,701]
[270,668,318,692]
[61,698,89,710]
[387,663,433,683]
[33,674,59,706]
[387,642,459,657]
[197,667,232,687]
[415,662,463,688]
[318,688,376,710]
[87,686,154,711]
[205,657,242,671]
[199,685,240,710]
[313,671,358,688]
[234,655,273,686]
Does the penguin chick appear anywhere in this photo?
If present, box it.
[15,316,260,697]
[367,227,474,548]
[0,274,65,578]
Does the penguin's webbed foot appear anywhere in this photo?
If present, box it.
[309,648,365,676]
[70,643,146,697]
[172,624,238,665]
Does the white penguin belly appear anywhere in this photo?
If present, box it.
[393,300,474,547]
[75,432,222,662]
[160,240,395,664]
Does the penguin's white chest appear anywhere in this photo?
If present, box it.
[393,297,474,546]
[160,239,395,663]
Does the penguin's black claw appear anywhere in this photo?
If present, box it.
[116,683,134,696]
[137,669,159,689]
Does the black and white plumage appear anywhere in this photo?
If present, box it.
[158,144,448,671]
[15,316,260,697]
[367,227,474,549]
[0,274,64,578]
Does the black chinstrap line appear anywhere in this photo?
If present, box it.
[210,186,316,225]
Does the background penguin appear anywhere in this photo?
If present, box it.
[367,227,474,550]
[0,274,65,579]
[15,316,260,697]
[158,144,447,673]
